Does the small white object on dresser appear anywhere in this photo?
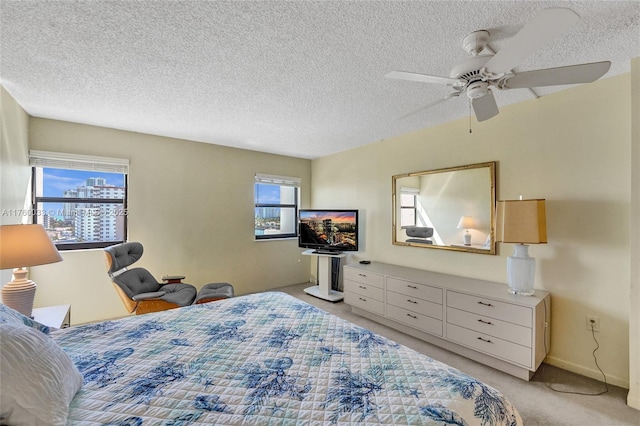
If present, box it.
[32,304,71,329]
[343,261,550,380]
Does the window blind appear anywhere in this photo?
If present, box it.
[400,187,420,194]
[29,150,129,174]
[255,173,301,187]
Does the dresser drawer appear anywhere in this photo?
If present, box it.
[387,290,442,320]
[447,291,532,328]
[345,292,384,316]
[387,304,443,336]
[344,280,384,301]
[446,307,532,347]
[447,323,532,368]
[343,268,384,288]
[387,277,443,304]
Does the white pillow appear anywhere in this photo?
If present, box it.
[0,303,51,334]
[0,322,83,425]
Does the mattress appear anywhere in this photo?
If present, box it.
[53,291,522,425]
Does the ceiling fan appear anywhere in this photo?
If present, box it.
[386,8,611,122]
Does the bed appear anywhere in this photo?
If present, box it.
[1,292,522,425]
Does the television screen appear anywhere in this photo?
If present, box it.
[298,209,358,253]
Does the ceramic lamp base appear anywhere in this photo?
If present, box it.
[1,268,36,317]
[507,244,535,296]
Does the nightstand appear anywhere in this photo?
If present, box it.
[32,304,71,329]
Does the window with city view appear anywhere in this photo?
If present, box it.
[254,174,300,240]
[31,167,127,250]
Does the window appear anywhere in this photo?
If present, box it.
[254,173,300,240]
[400,187,419,227]
[29,150,129,250]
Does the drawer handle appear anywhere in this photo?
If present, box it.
[477,319,493,325]
[358,285,367,289]
[477,301,494,307]
[406,313,417,319]
[359,297,367,302]
[407,299,418,304]
[477,337,493,343]
[358,273,367,277]
[407,285,418,289]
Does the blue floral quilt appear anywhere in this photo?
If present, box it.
[53,292,522,425]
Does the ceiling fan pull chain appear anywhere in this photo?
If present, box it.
[469,100,472,134]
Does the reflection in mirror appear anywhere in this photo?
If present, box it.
[392,161,496,254]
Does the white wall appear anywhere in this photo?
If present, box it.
[27,119,312,324]
[312,73,633,389]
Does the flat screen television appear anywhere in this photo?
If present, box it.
[298,209,358,253]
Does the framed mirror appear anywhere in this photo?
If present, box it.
[392,161,496,254]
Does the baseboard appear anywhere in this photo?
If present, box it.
[545,355,629,389]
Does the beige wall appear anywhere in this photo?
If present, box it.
[628,57,639,409]
[0,87,31,286]
[312,73,633,389]
[27,119,312,324]
[0,86,30,223]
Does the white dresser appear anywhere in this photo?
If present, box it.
[343,261,550,380]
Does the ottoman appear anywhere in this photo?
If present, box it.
[195,282,234,304]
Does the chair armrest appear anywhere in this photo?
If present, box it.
[132,291,166,301]
[161,275,186,284]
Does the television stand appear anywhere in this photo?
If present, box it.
[301,250,346,302]
[312,249,342,255]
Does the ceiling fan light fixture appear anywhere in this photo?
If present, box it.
[466,81,488,99]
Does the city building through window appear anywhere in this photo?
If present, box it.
[254,173,300,240]
[29,151,128,250]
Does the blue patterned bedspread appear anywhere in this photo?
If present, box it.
[53,292,522,425]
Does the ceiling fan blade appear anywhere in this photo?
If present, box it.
[483,8,580,76]
[472,91,499,122]
[395,92,460,120]
[386,70,462,86]
[502,61,611,89]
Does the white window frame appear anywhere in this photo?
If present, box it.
[254,173,301,240]
[399,187,419,228]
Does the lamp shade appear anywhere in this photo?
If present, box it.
[0,224,62,269]
[495,199,547,244]
[457,216,476,229]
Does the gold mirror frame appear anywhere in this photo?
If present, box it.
[392,161,496,255]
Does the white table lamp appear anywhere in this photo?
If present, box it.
[0,224,63,317]
[495,199,547,296]
[457,216,476,245]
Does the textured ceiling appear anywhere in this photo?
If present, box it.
[1,1,639,159]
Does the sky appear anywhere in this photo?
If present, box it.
[38,168,125,220]
[43,168,125,197]
[254,183,280,204]
[299,211,356,223]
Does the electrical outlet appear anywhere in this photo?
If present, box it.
[586,316,600,332]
